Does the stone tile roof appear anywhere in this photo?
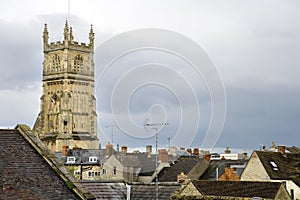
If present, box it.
[115,154,141,168]
[80,181,181,200]
[158,156,207,182]
[135,153,156,176]
[65,149,108,165]
[200,159,247,180]
[130,183,181,200]
[190,180,284,199]
[81,181,127,200]
[255,150,300,187]
[0,125,95,200]
[286,146,300,154]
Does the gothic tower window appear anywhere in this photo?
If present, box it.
[74,55,83,72]
[52,54,61,72]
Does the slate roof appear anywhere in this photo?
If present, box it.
[135,153,156,176]
[286,146,300,154]
[65,149,108,165]
[115,154,141,168]
[81,181,127,200]
[254,150,300,187]
[200,159,247,180]
[189,180,285,199]
[80,181,181,200]
[130,183,181,200]
[0,125,95,200]
[158,156,207,182]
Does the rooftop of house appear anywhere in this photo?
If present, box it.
[158,156,208,182]
[81,181,127,200]
[64,148,108,165]
[130,182,181,200]
[0,125,95,200]
[81,181,180,200]
[114,154,141,168]
[254,150,300,187]
[200,159,248,180]
[186,180,285,199]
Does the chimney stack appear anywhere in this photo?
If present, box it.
[225,146,231,154]
[158,149,168,163]
[204,154,211,162]
[62,145,69,156]
[193,148,199,155]
[146,145,152,154]
[121,145,128,154]
[277,145,286,154]
[105,142,113,157]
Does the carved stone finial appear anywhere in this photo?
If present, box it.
[64,20,69,41]
[70,27,74,42]
[89,24,94,48]
[43,23,49,44]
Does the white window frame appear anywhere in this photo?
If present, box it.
[89,156,98,163]
[66,156,76,164]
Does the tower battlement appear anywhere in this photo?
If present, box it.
[43,20,94,52]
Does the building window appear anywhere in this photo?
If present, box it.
[52,54,61,72]
[270,161,278,170]
[73,55,83,72]
[66,156,76,164]
[89,156,97,163]
[74,170,80,176]
[113,167,117,176]
[102,169,106,174]
[87,171,101,177]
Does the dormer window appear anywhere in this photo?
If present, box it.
[270,161,278,170]
[67,156,76,164]
[89,156,97,163]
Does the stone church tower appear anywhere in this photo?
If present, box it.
[33,21,99,152]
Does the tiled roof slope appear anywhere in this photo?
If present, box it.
[158,156,208,182]
[81,181,127,200]
[130,183,181,200]
[286,146,300,154]
[115,154,141,167]
[255,150,300,187]
[0,125,95,200]
[191,180,284,199]
[200,159,247,180]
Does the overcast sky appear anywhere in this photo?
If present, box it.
[0,0,299,152]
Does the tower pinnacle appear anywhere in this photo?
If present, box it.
[43,24,49,48]
[89,24,95,48]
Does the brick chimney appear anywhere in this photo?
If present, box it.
[62,145,69,156]
[277,145,286,154]
[204,154,211,162]
[158,149,168,163]
[193,148,199,155]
